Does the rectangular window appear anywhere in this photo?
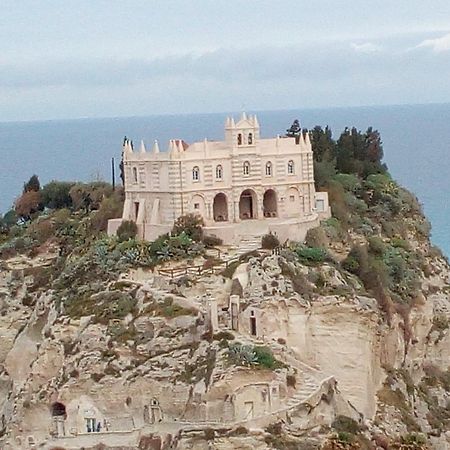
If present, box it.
[194,203,200,209]
[290,195,295,202]
[316,199,325,212]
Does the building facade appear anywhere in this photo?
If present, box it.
[108,113,330,244]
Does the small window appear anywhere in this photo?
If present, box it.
[194,203,200,210]
[133,167,138,183]
[265,161,272,176]
[290,195,295,202]
[248,133,253,145]
[237,133,242,145]
[192,166,200,181]
[316,199,325,212]
[287,160,295,174]
[216,164,223,180]
[243,161,250,176]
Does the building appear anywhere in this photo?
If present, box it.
[108,113,330,244]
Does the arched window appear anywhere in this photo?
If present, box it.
[287,160,295,174]
[248,133,253,145]
[192,166,200,181]
[237,133,242,145]
[243,161,250,176]
[216,164,223,180]
[265,161,272,176]
[133,167,138,183]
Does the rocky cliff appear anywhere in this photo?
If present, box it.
[0,165,449,449]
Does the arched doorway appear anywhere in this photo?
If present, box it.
[51,402,67,437]
[213,193,228,222]
[51,402,66,417]
[239,189,257,220]
[263,189,277,217]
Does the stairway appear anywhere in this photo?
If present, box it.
[287,372,319,407]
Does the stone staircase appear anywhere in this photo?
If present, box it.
[230,331,322,410]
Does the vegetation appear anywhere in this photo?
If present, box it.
[261,232,280,249]
[116,220,138,242]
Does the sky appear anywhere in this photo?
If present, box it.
[1,0,450,121]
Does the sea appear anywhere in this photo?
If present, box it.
[0,104,449,256]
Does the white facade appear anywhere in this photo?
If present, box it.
[108,113,330,244]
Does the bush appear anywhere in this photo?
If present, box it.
[91,195,124,232]
[202,235,223,247]
[15,190,43,220]
[295,246,327,265]
[305,226,329,248]
[368,236,385,256]
[117,220,138,242]
[331,416,361,435]
[41,181,75,209]
[261,233,280,250]
[172,214,204,242]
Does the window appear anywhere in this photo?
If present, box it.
[132,167,138,183]
[192,166,200,181]
[316,199,325,212]
[248,133,253,145]
[290,195,295,202]
[216,164,223,180]
[194,203,200,210]
[243,161,250,175]
[287,160,295,174]
[237,133,242,145]
[265,161,272,176]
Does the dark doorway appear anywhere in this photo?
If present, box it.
[213,193,228,221]
[239,189,257,220]
[51,402,66,417]
[250,313,257,336]
[263,189,278,217]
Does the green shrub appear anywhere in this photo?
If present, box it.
[91,194,124,232]
[261,233,280,250]
[333,173,361,192]
[117,220,138,242]
[295,246,327,265]
[172,214,204,242]
[253,346,284,369]
[41,181,75,209]
[368,236,385,256]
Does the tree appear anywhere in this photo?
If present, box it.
[310,125,335,163]
[41,181,74,209]
[15,191,42,220]
[286,119,302,143]
[23,174,41,193]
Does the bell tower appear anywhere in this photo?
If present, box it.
[225,112,260,147]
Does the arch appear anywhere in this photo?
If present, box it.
[239,189,257,220]
[213,193,228,222]
[265,161,272,176]
[51,402,66,417]
[263,189,277,217]
[237,133,243,145]
[287,160,295,174]
[192,166,200,181]
[287,187,303,216]
[191,194,206,218]
[215,164,223,180]
[243,161,250,176]
[248,133,253,145]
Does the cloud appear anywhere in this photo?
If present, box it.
[417,33,450,52]
[351,42,382,53]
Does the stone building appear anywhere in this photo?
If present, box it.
[108,113,330,243]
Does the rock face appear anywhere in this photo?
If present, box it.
[0,234,448,449]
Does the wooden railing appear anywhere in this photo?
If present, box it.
[157,256,240,279]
